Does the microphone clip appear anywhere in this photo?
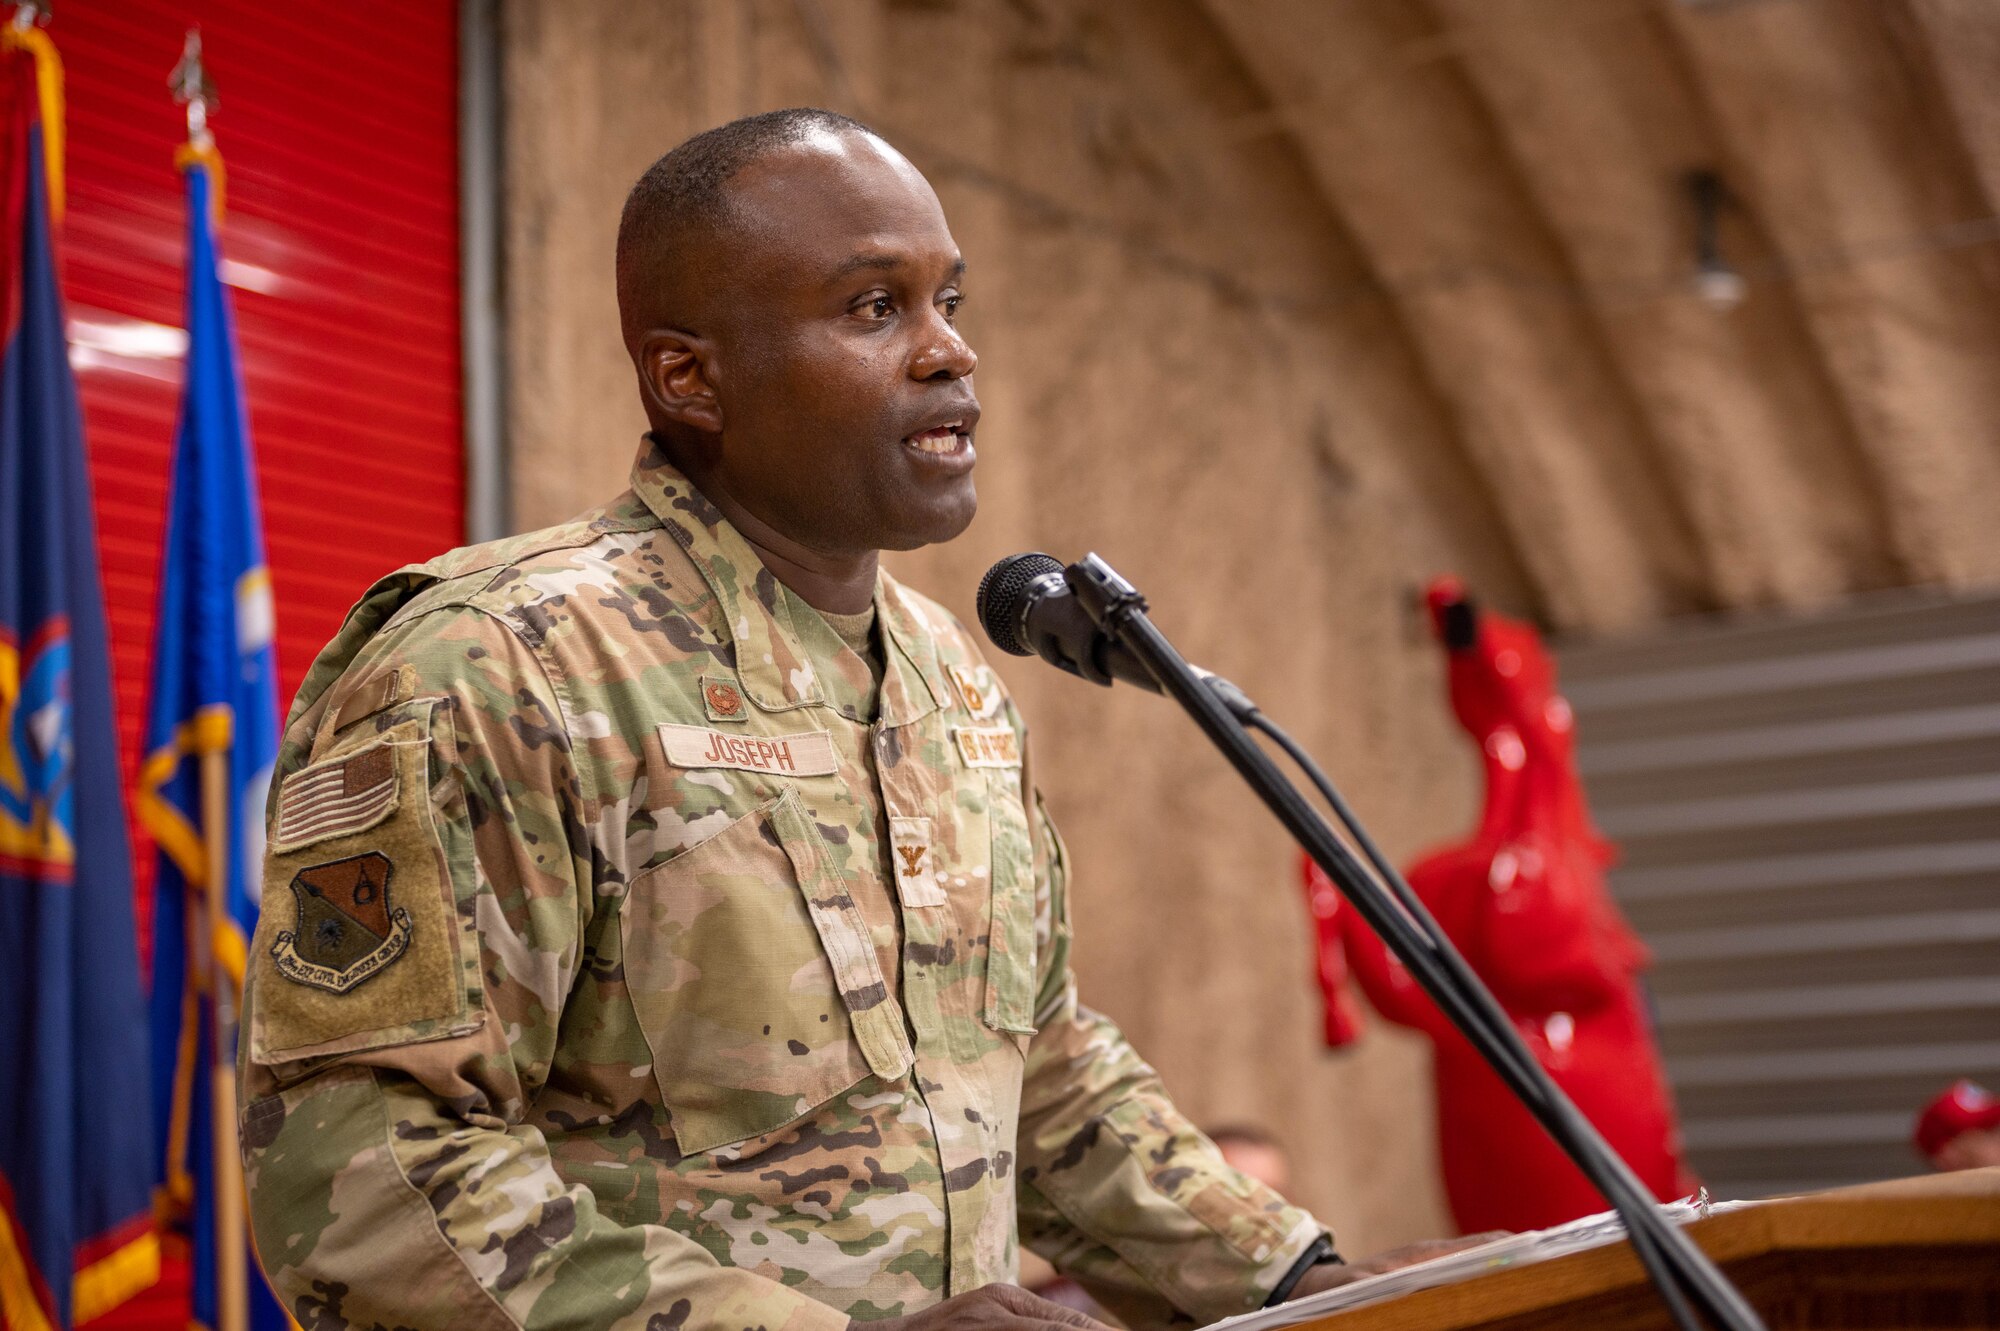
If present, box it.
[1065,554,1257,721]
[1065,553,1148,634]
[975,549,1256,718]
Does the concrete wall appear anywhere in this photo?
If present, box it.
[495,0,2000,1255]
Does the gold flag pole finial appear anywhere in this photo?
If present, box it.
[5,1,62,218]
[170,29,225,221]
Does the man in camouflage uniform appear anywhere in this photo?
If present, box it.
[239,110,1357,1331]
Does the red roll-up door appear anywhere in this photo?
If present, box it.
[58,0,464,965]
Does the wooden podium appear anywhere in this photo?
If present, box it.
[1296,1168,2000,1331]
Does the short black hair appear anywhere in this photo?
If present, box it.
[615,107,877,343]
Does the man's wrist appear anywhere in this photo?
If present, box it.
[1264,1234,1342,1307]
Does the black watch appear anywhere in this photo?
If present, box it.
[1264,1234,1343,1307]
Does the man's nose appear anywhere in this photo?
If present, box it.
[911,314,977,382]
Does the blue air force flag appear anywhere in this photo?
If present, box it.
[135,145,287,1331]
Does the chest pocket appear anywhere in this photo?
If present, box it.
[899,720,1039,1042]
[979,767,1038,1035]
[621,786,914,1156]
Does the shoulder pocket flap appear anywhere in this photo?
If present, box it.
[323,663,418,736]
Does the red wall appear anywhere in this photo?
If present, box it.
[56,1,464,959]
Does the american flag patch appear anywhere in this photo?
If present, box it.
[274,742,399,848]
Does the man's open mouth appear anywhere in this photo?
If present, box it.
[904,423,970,455]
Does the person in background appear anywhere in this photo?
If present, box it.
[1915,1081,2000,1172]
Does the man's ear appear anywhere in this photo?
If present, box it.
[637,328,722,434]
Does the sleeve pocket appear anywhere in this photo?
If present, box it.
[248,714,481,1065]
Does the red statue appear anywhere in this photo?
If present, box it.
[1300,577,1691,1234]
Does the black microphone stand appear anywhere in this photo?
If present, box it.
[1061,554,1765,1331]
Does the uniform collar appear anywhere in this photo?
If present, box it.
[631,437,949,726]
[875,570,954,728]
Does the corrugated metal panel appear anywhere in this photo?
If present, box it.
[1560,591,2000,1199]
[57,2,463,965]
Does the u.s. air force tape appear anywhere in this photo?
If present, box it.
[952,726,1020,768]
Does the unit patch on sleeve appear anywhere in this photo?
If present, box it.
[271,852,413,993]
[953,725,1021,769]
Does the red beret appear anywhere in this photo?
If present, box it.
[1913,1080,2000,1159]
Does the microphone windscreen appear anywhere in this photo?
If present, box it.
[976,552,1064,657]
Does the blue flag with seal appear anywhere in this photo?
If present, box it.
[0,19,160,1331]
[135,124,288,1331]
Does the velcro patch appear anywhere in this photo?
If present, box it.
[250,716,470,1063]
[953,726,1021,769]
[948,664,1004,721]
[888,816,946,908]
[324,663,416,733]
[273,741,397,849]
[701,675,748,722]
[658,723,838,777]
[270,852,414,993]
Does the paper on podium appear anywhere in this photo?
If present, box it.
[1207,1194,1759,1329]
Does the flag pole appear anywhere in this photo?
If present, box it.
[175,29,249,1331]
[201,746,249,1331]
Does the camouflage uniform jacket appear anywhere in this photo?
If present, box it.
[238,442,1326,1331]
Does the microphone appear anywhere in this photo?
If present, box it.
[976,552,1162,692]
